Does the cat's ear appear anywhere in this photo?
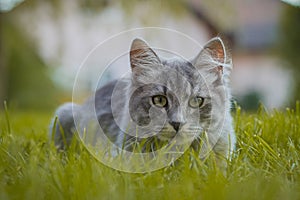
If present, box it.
[129,38,161,71]
[192,37,232,84]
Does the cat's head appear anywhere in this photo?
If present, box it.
[128,37,232,142]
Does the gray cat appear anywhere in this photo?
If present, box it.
[50,37,236,165]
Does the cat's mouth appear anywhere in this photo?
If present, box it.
[150,124,203,142]
[158,130,194,140]
[156,127,177,141]
[157,131,177,141]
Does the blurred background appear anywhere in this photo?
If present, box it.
[0,0,300,111]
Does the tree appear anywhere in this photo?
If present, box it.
[278,5,300,103]
[0,9,63,110]
[0,13,8,108]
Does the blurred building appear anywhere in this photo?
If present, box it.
[189,0,292,108]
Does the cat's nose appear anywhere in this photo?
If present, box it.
[170,121,184,132]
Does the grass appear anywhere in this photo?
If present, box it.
[0,103,300,200]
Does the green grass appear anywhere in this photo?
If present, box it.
[0,104,300,200]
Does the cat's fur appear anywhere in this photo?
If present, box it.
[50,37,236,164]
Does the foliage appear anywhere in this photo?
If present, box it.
[0,104,300,199]
[0,12,64,110]
[235,91,262,111]
[278,5,300,103]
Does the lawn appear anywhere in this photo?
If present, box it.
[0,103,300,200]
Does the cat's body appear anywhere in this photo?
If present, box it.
[50,37,236,164]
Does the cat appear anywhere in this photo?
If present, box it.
[50,37,236,166]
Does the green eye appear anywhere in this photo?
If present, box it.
[152,95,168,108]
[189,96,204,108]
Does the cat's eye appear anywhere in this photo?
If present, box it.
[189,96,204,108]
[152,95,168,108]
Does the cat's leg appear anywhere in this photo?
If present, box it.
[49,103,80,150]
[212,131,236,171]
